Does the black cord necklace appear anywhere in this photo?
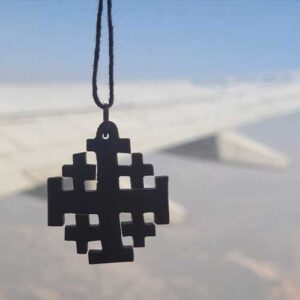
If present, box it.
[92,0,114,110]
[47,0,170,264]
[92,0,114,137]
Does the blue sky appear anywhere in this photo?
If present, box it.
[0,0,299,83]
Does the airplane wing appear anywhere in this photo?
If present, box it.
[1,78,300,197]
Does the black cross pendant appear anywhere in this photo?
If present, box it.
[48,122,169,264]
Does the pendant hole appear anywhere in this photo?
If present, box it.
[119,176,131,189]
[84,180,97,191]
[122,236,133,247]
[62,177,73,191]
[86,152,97,165]
[143,176,155,188]
[120,213,132,222]
[65,214,75,225]
[89,214,99,225]
[88,241,102,251]
[117,153,131,165]
[102,133,109,140]
[144,212,154,223]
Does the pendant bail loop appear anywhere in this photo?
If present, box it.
[103,103,110,136]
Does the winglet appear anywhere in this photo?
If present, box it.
[216,131,288,169]
[166,131,288,170]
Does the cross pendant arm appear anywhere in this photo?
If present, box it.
[117,176,169,224]
[48,178,100,226]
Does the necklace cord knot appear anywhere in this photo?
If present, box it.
[103,104,110,136]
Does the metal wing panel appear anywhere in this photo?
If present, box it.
[1,79,300,196]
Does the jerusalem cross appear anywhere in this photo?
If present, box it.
[48,122,169,264]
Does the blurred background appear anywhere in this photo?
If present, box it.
[1,0,300,299]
